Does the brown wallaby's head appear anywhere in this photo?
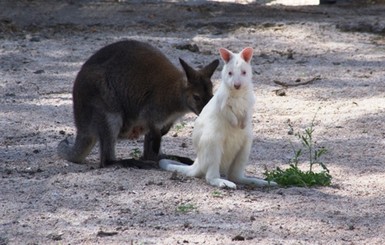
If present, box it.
[179,58,219,115]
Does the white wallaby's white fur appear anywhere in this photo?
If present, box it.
[159,47,277,189]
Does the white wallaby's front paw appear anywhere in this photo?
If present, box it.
[209,178,237,189]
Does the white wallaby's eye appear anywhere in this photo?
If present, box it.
[242,70,246,75]
[228,71,233,76]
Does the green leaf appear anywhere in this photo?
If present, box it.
[301,135,310,147]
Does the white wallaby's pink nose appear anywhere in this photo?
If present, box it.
[234,83,241,90]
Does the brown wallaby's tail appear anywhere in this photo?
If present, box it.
[57,134,96,163]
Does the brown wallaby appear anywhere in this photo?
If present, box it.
[57,40,219,168]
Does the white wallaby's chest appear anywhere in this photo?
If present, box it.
[192,88,254,173]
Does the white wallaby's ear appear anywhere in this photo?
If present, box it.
[241,47,254,63]
[219,48,232,63]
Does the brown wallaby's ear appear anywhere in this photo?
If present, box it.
[179,58,197,81]
[201,59,219,78]
[219,48,232,63]
[241,47,254,63]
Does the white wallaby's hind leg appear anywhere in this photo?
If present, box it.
[205,158,236,189]
[197,141,237,189]
[227,138,252,181]
[228,139,278,187]
[208,177,237,189]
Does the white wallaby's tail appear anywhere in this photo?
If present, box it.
[159,159,200,177]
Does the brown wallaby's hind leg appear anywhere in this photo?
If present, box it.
[97,113,123,168]
[112,124,193,169]
[108,128,159,169]
[111,128,161,169]
[143,125,194,165]
[57,133,97,163]
[142,128,162,161]
[99,134,117,168]
[159,124,194,165]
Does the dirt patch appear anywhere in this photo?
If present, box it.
[1,0,385,244]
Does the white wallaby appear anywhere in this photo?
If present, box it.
[159,47,277,189]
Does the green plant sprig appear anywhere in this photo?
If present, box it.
[264,110,332,187]
[264,164,332,187]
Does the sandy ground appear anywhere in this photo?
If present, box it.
[1,0,385,244]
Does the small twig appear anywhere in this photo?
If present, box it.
[273,75,321,87]
[97,230,118,237]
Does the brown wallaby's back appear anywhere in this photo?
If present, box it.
[58,40,219,168]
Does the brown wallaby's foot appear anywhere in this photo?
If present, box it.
[105,159,159,169]
[159,154,194,165]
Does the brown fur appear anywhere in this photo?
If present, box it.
[58,40,219,168]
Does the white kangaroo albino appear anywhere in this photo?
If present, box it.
[159,47,277,189]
